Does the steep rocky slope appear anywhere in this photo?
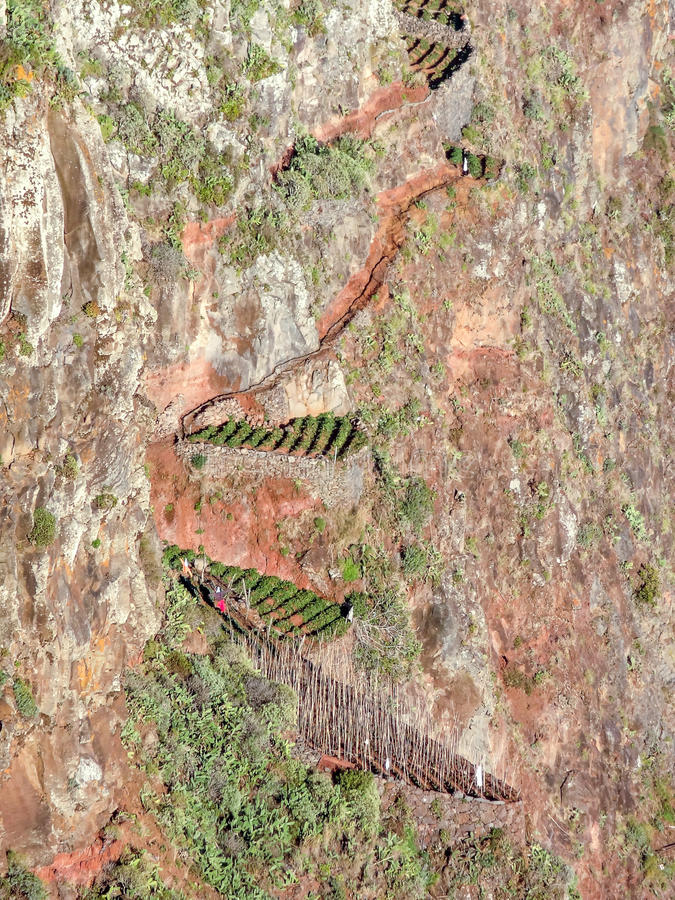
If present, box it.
[0,1,672,898]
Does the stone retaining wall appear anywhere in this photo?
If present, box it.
[177,441,367,508]
[380,780,526,849]
[394,8,471,48]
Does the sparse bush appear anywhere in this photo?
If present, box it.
[83,300,101,318]
[397,476,434,534]
[634,564,659,606]
[60,451,79,480]
[149,242,185,283]
[622,503,647,540]
[401,543,428,579]
[28,507,56,547]
[220,82,246,121]
[95,492,118,510]
[244,44,281,82]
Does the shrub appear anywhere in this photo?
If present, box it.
[117,102,156,155]
[28,507,56,547]
[13,677,38,718]
[634,564,659,606]
[72,333,83,348]
[336,769,380,837]
[190,453,206,470]
[60,451,79,480]
[398,476,434,533]
[622,503,647,541]
[0,850,46,899]
[244,44,281,82]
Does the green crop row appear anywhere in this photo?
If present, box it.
[162,545,350,641]
[187,412,368,461]
[444,144,501,180]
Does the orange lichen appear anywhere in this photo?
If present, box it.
[14,65,34,84]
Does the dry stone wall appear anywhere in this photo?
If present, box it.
[177,441,367,509]
[380,781,526,849]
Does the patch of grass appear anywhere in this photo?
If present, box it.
[28,507,56,547]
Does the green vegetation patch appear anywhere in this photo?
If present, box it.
[275,134,374,211]
[633,563,660,607]
[0,850,46,899]
[187,413,367,461]
[12,676,38,718]
[0,0,63,113]
[28,507,56,548]
[121,578,435,899]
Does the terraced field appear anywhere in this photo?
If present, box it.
[445,143,502,179]
[398,0,465,28]
[163,544,351,640]
[186,412,368,460]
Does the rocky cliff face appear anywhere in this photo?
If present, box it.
[0,0,672,897]
[0,93,161,857]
